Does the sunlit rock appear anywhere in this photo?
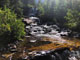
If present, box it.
[30,40,37,43]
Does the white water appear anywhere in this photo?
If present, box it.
[36,34,67,43]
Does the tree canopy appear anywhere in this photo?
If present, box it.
[0,0,80,47]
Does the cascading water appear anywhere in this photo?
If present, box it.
[29,48,80,60]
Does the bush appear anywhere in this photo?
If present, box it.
[65,9,80,32]
[0,7,25,46]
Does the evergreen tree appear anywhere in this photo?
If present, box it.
[9,0,23,17]
[0,0,10,8]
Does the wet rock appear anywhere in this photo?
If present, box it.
[30,40,37,43]
[21,55,29,60]
[40,51,46,55]
[8,44,17,53]
[60,31,68,36]
[50,55,56,60]
[54,52,62,60]
[68,56,78,60]
[49,30,58,35]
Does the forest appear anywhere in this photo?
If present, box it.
[0,0,80,46]
[0,0,80,60]
[1,0,80,29]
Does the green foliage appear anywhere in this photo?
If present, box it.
[65,9,80,31]
[38,3,45,16]
[0,0,23,18]
[1,0,80,32]
[0,0,10,8]
[9,0,23,17]
[0,8,25,46]
[27,4,34,8]
[34,0,68,25]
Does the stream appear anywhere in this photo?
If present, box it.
[25,25,80,60]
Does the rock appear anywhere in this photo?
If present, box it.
[30,40,37,43]
[40,51,46,55]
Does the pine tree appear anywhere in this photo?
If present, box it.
[0,0,10,8]
[9,0,23,17]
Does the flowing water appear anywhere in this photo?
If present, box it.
[30,50,80,60]
[28,36,80,60]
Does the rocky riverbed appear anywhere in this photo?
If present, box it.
[0,24,80,60]
[1,35,80,60]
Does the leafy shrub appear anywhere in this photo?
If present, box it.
[0,7,25,46]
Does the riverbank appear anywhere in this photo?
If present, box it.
[1,35,80,60]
